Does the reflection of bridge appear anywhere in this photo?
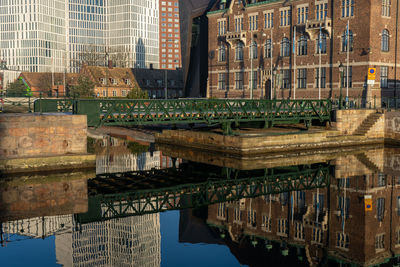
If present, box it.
[76,163,329,223]
[34,99,331,132]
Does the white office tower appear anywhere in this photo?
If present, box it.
[106,0,159,69]
[68,0,107,73]
[56,214,161,267]
[0,0,68,72]
[0,0,159,73]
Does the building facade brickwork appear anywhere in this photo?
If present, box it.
[207,0,400,103]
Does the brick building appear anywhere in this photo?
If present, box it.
[159,0,182,70]
[206,148,400,266]
[207,0,400,104]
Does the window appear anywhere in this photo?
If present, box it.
[218,73,226,90]
[236,42,244,61]
[294,222,305,240]
[247,209,256,226]
[381,66,388,88]
[382,0,391,17]
[338,196,350,219]
[314,194,324,214]
[377,198,385,221]
[298,35,308,55]
[264,11,274,28]
[312,227,323,243]
[297,6,309,24]
[336,233,349,249]
[277,219,288,236]
[297,69,307,89]
[341,0,355,17]
[234,207,243,222]
[397,196,400,216]
[262,215,272,232]
[315,67,326,88]
[375,234,385,250]
[112,90,117,97]
[217,202,226,219]
[378,173,387,186]
[281,37,290,57]
[249,71,257,89]
[342,30,354,52]
[265,39,272,58]
[250,41,257,59]
[280,192,289,205]
[280,8,291,26]
[317,32,327,54]
[342,66,352,88]
[249,14,258,31]
[235,17,243,32]
[316,2,328,20]
[218,45,226,62]
[218,20,226,36]
[235,72,244,89]
[382,29,389,52]
[281,69,290,89]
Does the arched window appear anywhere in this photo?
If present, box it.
[382,29,389,52]
[236,41,244,61]
[298,35,308,56]
[281,37,290,57]
[218,45,226,62]
[341,30,353,52]
[316,32,327,54]
[264,39,272,58]
[250,41,257,59]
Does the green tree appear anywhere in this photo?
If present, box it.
[126,86,148,99]
[70,76,94,97]
[7,79,27,96]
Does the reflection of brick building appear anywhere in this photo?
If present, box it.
[207,0,400,102]
[206,151,400,266]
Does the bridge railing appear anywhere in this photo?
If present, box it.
[34,98,332,128]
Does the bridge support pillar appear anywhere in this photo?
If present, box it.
[222,122,233,135]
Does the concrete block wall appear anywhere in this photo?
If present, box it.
[0,113,87,159]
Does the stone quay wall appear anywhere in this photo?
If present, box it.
[0,174,89,221]
[0,113,87,159]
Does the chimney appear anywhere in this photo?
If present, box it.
[150,63,153,70]
[108,60,113,69]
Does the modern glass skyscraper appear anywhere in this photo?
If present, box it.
[0,0,68,72]
[0,0,159,73]
[107,0,159,69]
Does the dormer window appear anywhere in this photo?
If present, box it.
[219,0,226,9]
[110,78,117,85]
[100,78,106,85]
[125,79,131,85]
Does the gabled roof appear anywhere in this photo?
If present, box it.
[20,72,80,87]
[82,65,138,88]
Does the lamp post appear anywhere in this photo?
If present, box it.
[339,63,344,109]
[273,69,277,100]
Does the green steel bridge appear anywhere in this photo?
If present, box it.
[75,163,330,224]
[34,99,332,133]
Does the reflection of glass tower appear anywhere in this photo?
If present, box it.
[55,214,161,267]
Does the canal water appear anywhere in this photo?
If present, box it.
[1,137,400,267]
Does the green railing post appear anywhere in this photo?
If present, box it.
[28,96,31,113]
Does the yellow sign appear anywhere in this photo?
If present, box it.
[368,68,376,80]
[365,195,372,211]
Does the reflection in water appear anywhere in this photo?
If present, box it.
[94,137,180,174]
[2,145,400,266]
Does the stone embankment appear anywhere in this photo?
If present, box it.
[155,110,400,155]
[0,113,95,173]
